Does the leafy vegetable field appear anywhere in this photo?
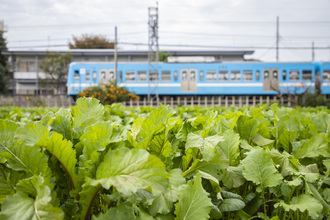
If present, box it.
[0,98,329,220]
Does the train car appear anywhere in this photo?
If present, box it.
[66,61,330,97]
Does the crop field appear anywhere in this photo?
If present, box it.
[0,98,329,220]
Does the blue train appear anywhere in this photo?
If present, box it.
[67,61,330,96]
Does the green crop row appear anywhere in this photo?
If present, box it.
[0,98,329,220]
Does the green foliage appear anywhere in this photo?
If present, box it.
[0,31,10,94]
[79,82,138,105]
[69,34,115,49]
[40,52,73,95]
[0,99,329,219]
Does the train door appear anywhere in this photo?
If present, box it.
[263,69,279,91]
[100,69,116,84]
[181,69,197,92]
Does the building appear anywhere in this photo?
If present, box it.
[3,49,254,95]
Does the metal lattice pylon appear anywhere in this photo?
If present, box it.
[148,5,159,102]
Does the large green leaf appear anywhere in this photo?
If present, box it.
[0,176,64,220]
[38,132,77,189]
[0,120,18,151]
[51,114,72,141]
[241,148,282,191]
[92,203,137,220]
[185,132,224,161]
[218,130,240,165]
[89,148,169,196]
[15,123,49,147]
[274,194,323,219]
[222,166,246,189]
[72,97,105,128]
[292,133,330,158]
[236,116,259,143]
[174,173,212,220]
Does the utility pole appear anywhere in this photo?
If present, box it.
[114,26,118,81]
[148,3,159,102]
[276,16,279,62]
[312,41,315,61]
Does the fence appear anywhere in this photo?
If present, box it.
[1,95,329,108]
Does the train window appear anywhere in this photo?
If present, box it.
[182,71,187,81]
[243,71,253,81]
[85,71,90,81]
[264,71,269,79]
[138,71,147,81]
[273,71,278,80]
[289,70,299,81]
[125,71,135,82]
[206,71,216,81]
[282,70,287,80]
[74,70,79,80]
[219,71,228,81]
[161,71,171,81]
[191,71,196,80]
[323,70,330,81]
[174,71,178,81]
[302,70,312,81]
[93,71,97,81]
[100,71,106,82]
[231,71,241,81]
[119,71,123,81]
[150,71,158,81]
[256,71,260,81]
[109,71,115,81]
[200,71,204,81]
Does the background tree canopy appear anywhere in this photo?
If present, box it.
[69,34,115,49]
[0,31,10,94]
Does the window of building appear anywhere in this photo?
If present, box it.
[206,71,216,81]
[125,71,135,82]
[200,71,204,81]
[219,71,228,81]
[256,71,260,81]
[289,70,299,81]
[323,70,330,81]
[149,71,158,81]
[302,70,312,81]
[161,71,171,81]
[138,71,147,81]
[282,70,287,80]
[231,71,241,81]
[243,70,253,81]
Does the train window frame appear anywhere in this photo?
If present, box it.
[282,70,287,81]
[138,71,147,82]
[231,71,241,81]
[149,71,158,81]
[206,71,216,81]
[302,70,312,81]
[174,71,178,81]
[92,71,97,81]
[199,71,204,81]
[119,71,123,81]
[289,70,300,81]
[125,71,136,82]
[109,71,115,81]
[161,71,171,81]
[74,70,79,80]
[243,70,253,81]
[264,71,269,79]
[323,70,330,81]
[256,70,260,81]
[219,71,228,81]
[85,71,90,82]
[100,70,106,82]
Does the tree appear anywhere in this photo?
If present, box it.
[0,31,10,94]
[69,34,115,49]
[40,52,72,95]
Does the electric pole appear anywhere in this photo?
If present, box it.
[148,3,159,102]
[312,41,315,61]
[114,26,118,81]
[276,16,279,62]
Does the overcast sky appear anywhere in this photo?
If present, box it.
[1,0,330,62]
